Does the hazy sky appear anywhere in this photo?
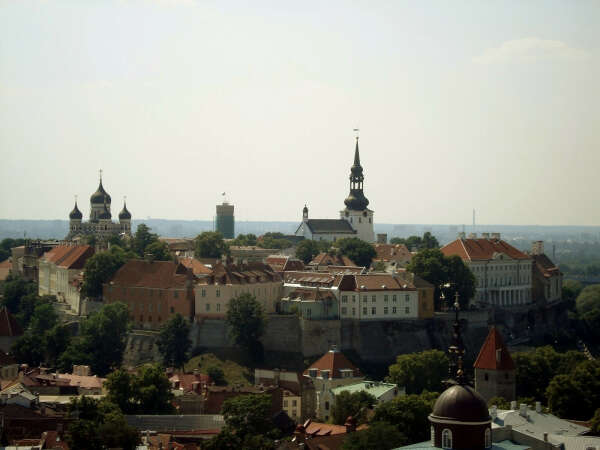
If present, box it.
[1,0,598,225]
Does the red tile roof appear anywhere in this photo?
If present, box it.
[169,372,211,393]
[108,260,191,289]
[441,238,530,262]
[309,253,357,267]
[266,255,305,273]
[178,257,212,275]
[286,288,336,302]
[303,349,361,379]
[197,262,281,286]
[0,307,23,337]
[42,245,94,269]
[373,243,412,262]
[473,326,515,371]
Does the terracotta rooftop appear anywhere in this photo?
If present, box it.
[286,288,336,302]
[304,219,356,235]
[373,243,412,262]
[195,262,281,286]
[178,257,212,276]
[266,255,305,273]
[303,349,361,379]
[169,372,211,393]
[0,307,23,337]
[309,253,357,267]
[337,274,416,292]
[41,245,94,270]
[441,238,530,262]
[474,326,515,371]
[283,271,340,288]
[108,260,191,289]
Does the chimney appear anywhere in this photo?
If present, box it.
[192,381,200,393]
[531,241,544,255]
[193,368,199,376]
[543,432,548,442]
[491,232,501,240]
[535,401,542,413]
[519,403,528,418]
[468,233,477,239]
[510,400,517,410]
[482,232,490,239]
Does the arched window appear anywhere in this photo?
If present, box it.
[442,429,452,449]
[430,426,435,445]
[485,428,491,448]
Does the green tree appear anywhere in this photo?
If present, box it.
[341,421,407,450]
[11,333,45,366]
[195,231,228,259]
[407,249,475,309]
[331,390,376,425]
[372,392,438,444]
[335,237,377,267]
[145,240,172,261]
[221,394,276,438]
[546,360,600,420]
[45,324,72,366]
[386,350,449,394]
[29,302,59,334]
[590,408,600,434]
[105,369,137,413]
[575,284,600,344]
[0,238,25,262]
[207,366,226,385]
[258,232,294,250]
[81,250,129,298]
[562,279,583,309]
[295,240,321,264]
[156,314,192,368]
[60,302,131,375]
[131,223,159,257]
[230,234,258,247]
[133,364,174,414]
[66,396,139,450]
[226,293,266,361]
[390,233,439,251]
[487,396,511,409]
[1,275,37,314]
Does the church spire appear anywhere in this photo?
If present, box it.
[354,137,360,166]
[344,136,369,211]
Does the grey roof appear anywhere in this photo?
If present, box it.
[125,414,225,432]
[305,219,356,234]
[397,440,530,450]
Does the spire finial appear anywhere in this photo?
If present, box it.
[74,194,78,205]
[99,169,103,183]
[123,195,127,206]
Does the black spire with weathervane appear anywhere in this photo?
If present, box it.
[344,137,370,211]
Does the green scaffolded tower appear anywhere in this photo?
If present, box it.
[216,202,234,239]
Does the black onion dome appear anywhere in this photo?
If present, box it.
[118,203,131,220]
[90,181,111,205]
[431,384,490,423]
[303,205,308,215]
[98,203,112,220]
[69,202,83,220]
[344,191,369,210]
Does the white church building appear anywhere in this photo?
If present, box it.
[295,138,375,243]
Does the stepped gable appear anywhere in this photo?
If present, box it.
[109,260,190,289]
[303,349,361,379]
[442,238,530,262]
[474,326,515,371]
[42,245,94,269]
[0,307,23,337]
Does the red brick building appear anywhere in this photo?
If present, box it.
[103,260,195,330]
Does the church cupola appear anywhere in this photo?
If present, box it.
[90,178,111,206]
[118,200,132,221]
[69,200,83,220]
[343,137,370,211]
[303,204,309,221]
[98,202,112,220]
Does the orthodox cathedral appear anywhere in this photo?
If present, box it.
[295,137,375,243]
[66,173,132,240]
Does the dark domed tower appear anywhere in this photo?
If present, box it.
[90,173,111,222]
[68,199,83,236]
[340,137,374,242]
[118,199,132,234]
[429,293,492,450]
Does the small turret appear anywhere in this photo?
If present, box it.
[69,201,83,220]
[118,200,132,221]
[303,204,309,222]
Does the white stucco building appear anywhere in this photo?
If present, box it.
[295,137,375,243]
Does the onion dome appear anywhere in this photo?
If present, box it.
[98,202,111,220]
[90,180,111,205]
[431,384,490,423]
[69,202,83,220]
[344,191,369,210]
[118,202,131,220]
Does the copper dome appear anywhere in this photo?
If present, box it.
[431,384,490,423]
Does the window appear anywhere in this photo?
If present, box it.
[484,373,489,381]
[149,303,153,312]
[392,295,397,302]
[306,309,311,318]
[363,307,367,315]
[342,295,348,303]
[485,429,491,448]
[216,289,220,298]
[405,294,410,302]
[206,303,210,311]
[170,307,174,313]
[283,400,288,407]
[174,291,178,298]
[292,400,297,407]
[352,307,356,316]
[157,303,161,313]
[341,307,347,315]
[139,315,143,322]
[384,307,388,315]
[405,307,410,314]
[363,296,368,303]
[352,295,356,303]
[216,303,221,312]
[431,426,435,445]
[325,401,330,410]
[393,307,397,314]
[384,295,388,302]
[372,295,376,302]
[442,429,452,449]
[371,307,376,315]
[201,289,206,297]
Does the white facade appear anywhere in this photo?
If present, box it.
[469,256,533,307]
[338,289,419,320]
[340,209,375,243]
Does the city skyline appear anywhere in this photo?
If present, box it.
[1,1,599,225]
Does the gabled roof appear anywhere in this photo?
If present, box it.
[532,254,561,278]
[0,307,23,337]
[42,245,94,269]
[178,257,212,276]
[309,253,356,267]
[337,274,416,292]
[108,260,190,289]
[474,327,515,371]
[373,243,412,262]
[197,262,281,286]
[303,349,361,379]
[265,255,305,273]
[305,219,356,234]
[441,238,530,262]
